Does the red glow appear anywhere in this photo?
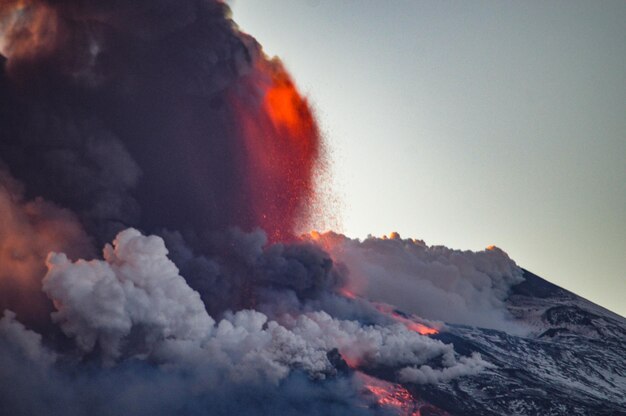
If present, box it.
[366,384,419,415]
[0,188,93,325]
[356,372,450,416]
[374,303,439,335]
[229,58,321,242]
[342,354,362,369]
[339,287,357,299]
[0,1,59,60]
[391,312,439,335]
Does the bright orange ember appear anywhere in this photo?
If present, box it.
[264,76,306,135]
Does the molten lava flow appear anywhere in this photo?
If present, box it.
[229,57,321,242]
[389,311,439,336]
[366,384,418,415]
[357,372,451,416]
[374,303,439,335]
[357,372,422,416]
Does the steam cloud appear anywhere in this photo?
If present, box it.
[0,0,523,414]
[43,229,214,361]
[309,232,524,331]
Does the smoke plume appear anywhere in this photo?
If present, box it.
[0,0,320,245]
[0,1,524,414]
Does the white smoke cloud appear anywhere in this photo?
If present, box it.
[152,309,330,385]
[0,307,378,416]
[279,311,492,377]
[398,352,493,385]
[40,228,488,387]
[42,228,214,360]
[0,221,502,415]
[308,232,525,331]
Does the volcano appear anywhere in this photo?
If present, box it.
[0,1,624,415]
[366,269,626,415]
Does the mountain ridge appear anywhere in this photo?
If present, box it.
[385,269,626,415]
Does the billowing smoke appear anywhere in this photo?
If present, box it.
[0,1,523,414]
[43,229,214,361]
[308,231,525,331]
[1,229,494,415]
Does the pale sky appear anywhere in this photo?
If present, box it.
[230,1,626,317]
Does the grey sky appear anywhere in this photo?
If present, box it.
[230,1,626,316]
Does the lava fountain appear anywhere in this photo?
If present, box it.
[229,57,321,242]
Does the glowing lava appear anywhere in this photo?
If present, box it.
[366,384,419,416]
[398,318,439,336]
[229,57,321,242]
[357,372,449,416]
[338,287,357,299]
[374,303,439,335]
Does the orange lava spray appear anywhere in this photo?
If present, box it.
[229,57,321,242]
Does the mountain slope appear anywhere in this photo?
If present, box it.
[396,269,626,415]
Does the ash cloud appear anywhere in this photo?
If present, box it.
[0,0,267,246]
[160,226,345,318]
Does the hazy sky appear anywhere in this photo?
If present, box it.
[230,1,626,316]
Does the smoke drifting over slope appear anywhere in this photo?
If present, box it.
[308,232,524,331]
[0,1,525,414]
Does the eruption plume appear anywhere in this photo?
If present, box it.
[0,0,322,245]
[0,1,527,415]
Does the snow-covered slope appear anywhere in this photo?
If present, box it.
[363,269,626,415]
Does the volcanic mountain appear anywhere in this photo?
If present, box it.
[0,2,624,415]
[365,269,626,416]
